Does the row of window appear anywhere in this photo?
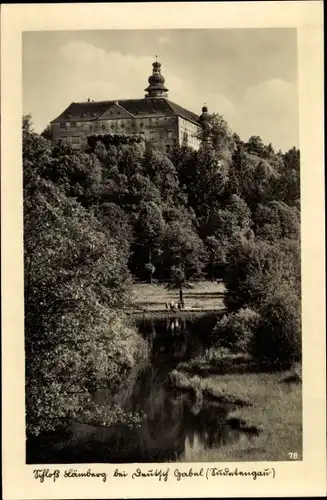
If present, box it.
[181,130,200,145]
[147,130,175,140]
[180,119,199,132]
[60,121,85,129]
[59,116,174,130]
[57,126,175,140]
[138,117,171,125]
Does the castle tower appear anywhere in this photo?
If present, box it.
[199,103,211,130]
[144,58,169,98]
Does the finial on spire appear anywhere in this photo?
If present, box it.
[144,58,168,98]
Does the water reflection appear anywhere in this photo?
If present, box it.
[28,313,251,463]
[137,314,217,366]
[69,362,247,463]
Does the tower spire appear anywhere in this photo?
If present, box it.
[144,58,169,98]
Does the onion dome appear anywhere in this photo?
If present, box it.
[152,60,161,72]
[145,58,169,98]
[199,103,211,130]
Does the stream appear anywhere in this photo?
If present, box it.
[29,313,255,463]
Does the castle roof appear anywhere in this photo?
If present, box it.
[51,98,200,126]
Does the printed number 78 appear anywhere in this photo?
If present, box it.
[289,452,298,459]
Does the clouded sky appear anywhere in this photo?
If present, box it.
[23,29,299,151]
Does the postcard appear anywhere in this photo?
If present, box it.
[1,2,325,498]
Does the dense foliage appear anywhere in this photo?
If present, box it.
[26,110,301,438]
[24,117,147,438]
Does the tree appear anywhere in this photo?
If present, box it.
[230,148,280,209]
[97,202,134,258]
[43,151,104,207]
[132,201,166,280]
[251,288,301,368]
[24,177,146,435]
[245,135,265,157]
[275,147,300,206]
[161,216,207,283]
[142,149,182,203]
[199,112,233,157]
[204,194,253,278]
[213,307,260,354]
[41,123,52,141]
[224,237,300,313]
[191,144,230,232]
[23,118,147,440]
[252,201,300,241]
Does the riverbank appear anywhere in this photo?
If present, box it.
[171,369,302,462]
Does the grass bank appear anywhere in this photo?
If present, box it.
[176,371,302,462]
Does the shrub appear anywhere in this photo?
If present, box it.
[224,238,300,313]
[212,307,260,354]
[250,289,301,368]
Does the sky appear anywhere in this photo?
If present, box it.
[23,29,299,152]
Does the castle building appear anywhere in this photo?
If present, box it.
[50,60,210,154]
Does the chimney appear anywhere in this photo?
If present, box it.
[87,98,90,102]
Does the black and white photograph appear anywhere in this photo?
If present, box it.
[23,27,303,464]
[1,2,325,499]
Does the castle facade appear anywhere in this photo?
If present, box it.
[50,60,209,153]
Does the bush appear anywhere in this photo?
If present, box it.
[224,238,300,313]
[213,307,260,354]
[250,289,301,368]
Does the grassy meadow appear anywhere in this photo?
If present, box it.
[130,280,226,311]
[179,371,302,462]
